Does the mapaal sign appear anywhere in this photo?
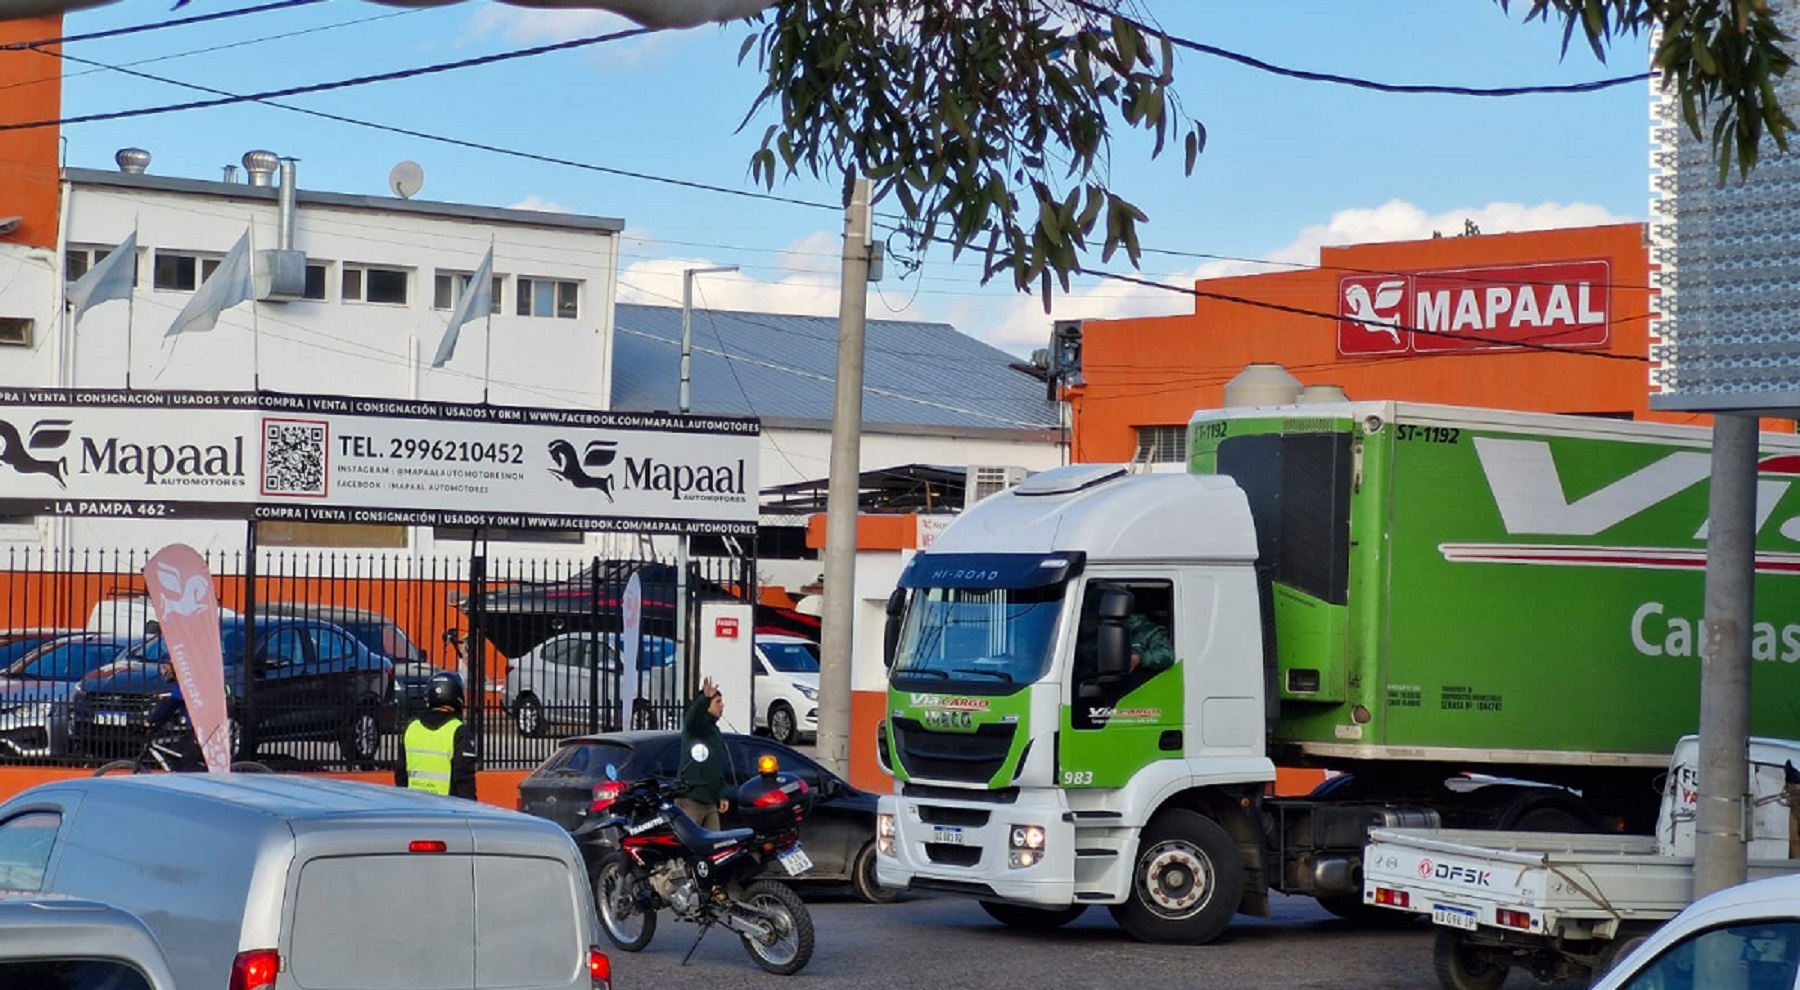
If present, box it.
[0,389,759,535]
[1337,260,1611,356]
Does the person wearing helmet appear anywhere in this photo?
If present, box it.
[394,670,478,799]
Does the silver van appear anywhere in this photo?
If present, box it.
[0,891,180,990]
[0,774,610,990]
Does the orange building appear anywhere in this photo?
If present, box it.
[1,14,64,251]
[1065,224,1744,462]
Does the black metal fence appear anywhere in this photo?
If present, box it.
[0,540,765,771]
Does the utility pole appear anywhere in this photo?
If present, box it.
[1694,412,1759,899]
[817,178,872,779]
[676,265,737,694]
[681,266,737,414]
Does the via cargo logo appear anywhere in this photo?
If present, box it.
[1337,261,1611,357]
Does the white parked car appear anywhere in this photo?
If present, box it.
[505,631,676,737]
[1591,872,1800,990]
[752,634,819,746]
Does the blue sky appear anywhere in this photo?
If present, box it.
[44,0,1652,355]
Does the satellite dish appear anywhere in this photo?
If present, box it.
[388,161,424,200]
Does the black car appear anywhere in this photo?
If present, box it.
[260,603,435,719]
[518,731,895,904]
[68,616,396,764]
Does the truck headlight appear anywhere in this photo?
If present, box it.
[877,813,896,855]
[1008,823,1046,868]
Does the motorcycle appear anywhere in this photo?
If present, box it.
[577,756,818,975]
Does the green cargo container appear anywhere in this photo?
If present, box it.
[1189,402,1800,768]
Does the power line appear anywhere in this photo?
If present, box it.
[26,47,840,212]
[2,0,327,49]
[0,25,659,133]
[1064,0,1650,96]
[0,6,427,95]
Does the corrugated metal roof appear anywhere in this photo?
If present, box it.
[610,304,1059,433]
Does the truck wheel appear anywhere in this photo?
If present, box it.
[978,901,1087,931]
[1512,806,1590,833]
[1596,932,1653,979]
[1433,930,1508,990]
[1108,809,1243,945]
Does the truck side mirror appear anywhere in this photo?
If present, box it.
[1096,586,1134,677]
[882,589,906,668]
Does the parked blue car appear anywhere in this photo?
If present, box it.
[69,617,396,764]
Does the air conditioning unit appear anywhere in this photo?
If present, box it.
[964,465,1028,509]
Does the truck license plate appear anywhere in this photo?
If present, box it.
[1432,904,1479,931]
[777,845,813,876]
[931,826,964,845]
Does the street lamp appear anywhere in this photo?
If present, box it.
[681,266,738,413]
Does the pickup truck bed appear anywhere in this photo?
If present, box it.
[1364,826,1800,938]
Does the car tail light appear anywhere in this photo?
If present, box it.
[409,840,447,853]
[229,949,281,990]
[588,945,611,990]
[1371,887,1409,909]
[591,780,627,813]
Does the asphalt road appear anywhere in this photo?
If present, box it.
[604,889,1571,990]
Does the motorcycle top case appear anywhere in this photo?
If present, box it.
[735,771,813,831]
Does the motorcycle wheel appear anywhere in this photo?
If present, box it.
[594,854,657,952]
[738,880,815,976]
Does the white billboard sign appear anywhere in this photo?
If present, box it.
[1649,2,1800,412]
[0,389,759,535]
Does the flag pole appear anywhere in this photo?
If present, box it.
[482,235,495,404]
[125,219,138,390]
[249,224,261,392]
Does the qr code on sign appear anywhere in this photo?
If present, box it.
[262,419,327,496]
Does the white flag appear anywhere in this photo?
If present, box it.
[67,230,137,325]
[165,231,252,338]
[431,247,493,369]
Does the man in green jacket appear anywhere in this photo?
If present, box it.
[677,676,730,829]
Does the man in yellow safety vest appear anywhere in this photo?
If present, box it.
[395,671,478,799]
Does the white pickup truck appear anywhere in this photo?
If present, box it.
[1363,736,1800,990]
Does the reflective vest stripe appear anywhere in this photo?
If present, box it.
[404,719,461,796]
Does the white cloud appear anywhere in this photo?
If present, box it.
[464,6,686,68]
[509,195,573,213]
[616,235,839,315]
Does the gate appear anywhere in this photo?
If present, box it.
[0,533,759,771]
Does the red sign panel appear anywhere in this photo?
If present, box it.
[1336,260,1612,356]
[714,616,740,639]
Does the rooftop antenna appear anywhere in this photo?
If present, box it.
[389,161,424,200]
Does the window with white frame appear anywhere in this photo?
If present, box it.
[152,251,221,292]
[303,262,329,301]
[433,271,504,313]
[1134,425,1187,464]
[515,277,579,319]
[65,244,133,284]
[341,264,410,305]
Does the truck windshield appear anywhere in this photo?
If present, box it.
[891,585,1063,688]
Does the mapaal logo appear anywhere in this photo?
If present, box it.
[0,418,72,489]
[1338,276,1409,356]
[547,438,618,502]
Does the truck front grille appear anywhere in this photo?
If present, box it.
[892,718,1015,784]
[925,843,982,867]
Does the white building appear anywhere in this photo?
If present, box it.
[0,151,1064,567]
